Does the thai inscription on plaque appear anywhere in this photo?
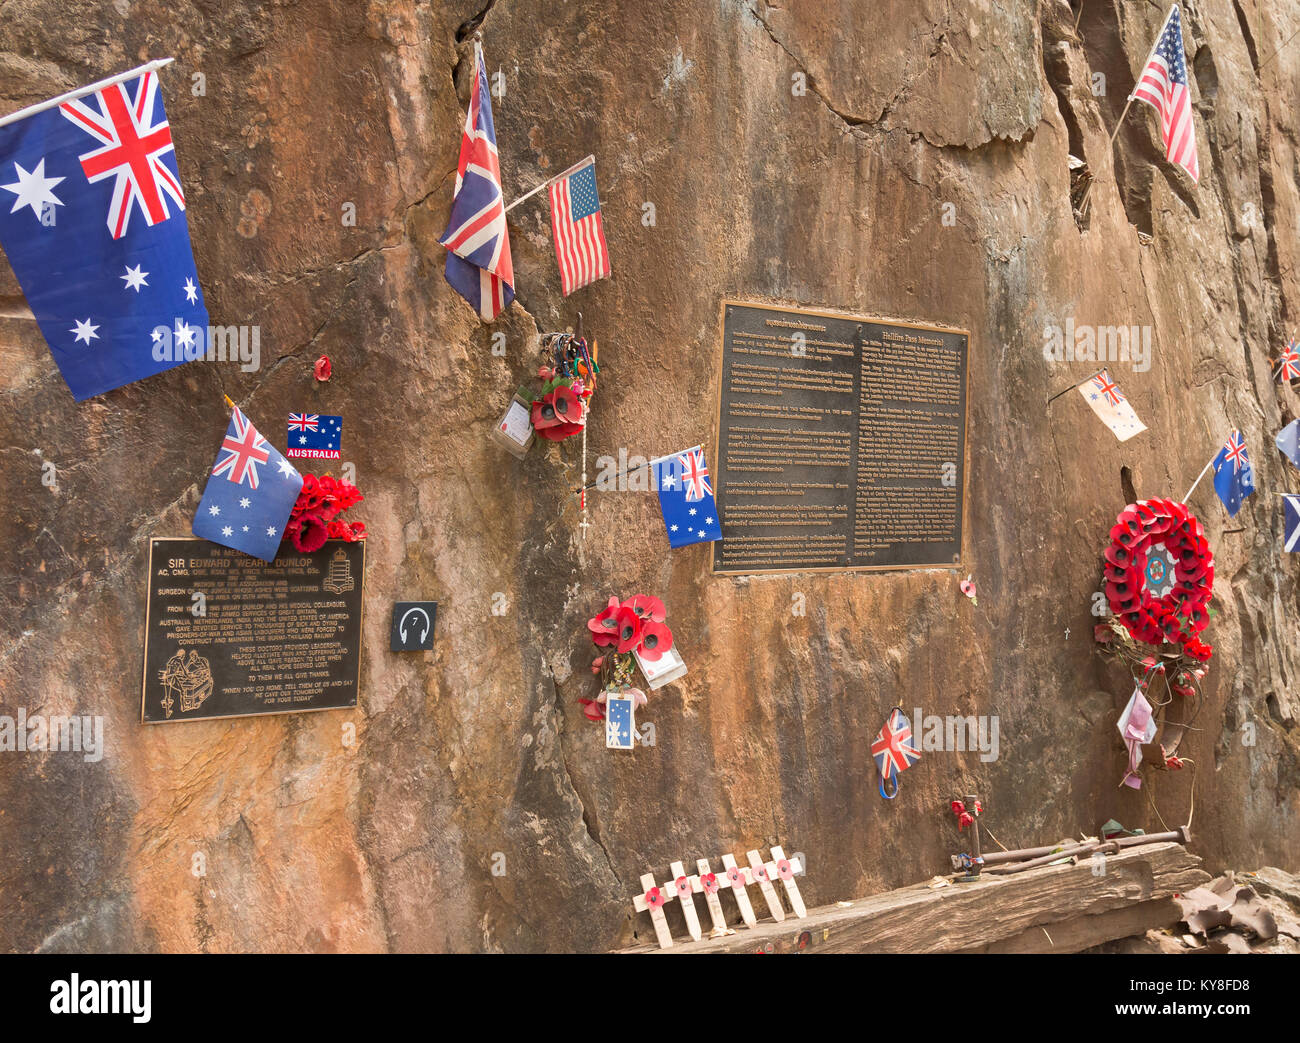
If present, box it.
[141,538,364,723]
[712,300,968,574]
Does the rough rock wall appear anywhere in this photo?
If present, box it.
[1,0,1297,953]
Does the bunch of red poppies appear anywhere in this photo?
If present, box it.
[580,595,673,722]
[530,368,591,442]
[283,473,366,553]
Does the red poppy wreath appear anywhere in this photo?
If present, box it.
[1103,498,1213,662]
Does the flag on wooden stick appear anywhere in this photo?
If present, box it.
[548,157,610,295]
[1078,368,1146,442]
[1130,4,1199,184]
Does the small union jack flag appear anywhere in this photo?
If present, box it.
[288,413,319,432]
[872,707,920,799]
[213,407,271,489]
[1092,371,1124,406]
[1277,340,1300,383]
[194,405,303,563]
[677,447,712,502]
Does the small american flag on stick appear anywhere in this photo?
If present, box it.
[548,158,610,296]
[1130,5,1199,184]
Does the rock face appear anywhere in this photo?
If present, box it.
[1,0,1298,953]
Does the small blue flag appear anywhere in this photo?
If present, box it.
[1276,419,1300,470]
[286,412,342,460]
[652,446,722,548]
[1212,430,1255,517]
[1284,495,1300,553]
[193,407,303,562]
[0,64,208,400]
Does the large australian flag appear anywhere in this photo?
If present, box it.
[0,63,207,400]
[193,406,303,563]
[652,446,722,548]
[1212,429,1255,517]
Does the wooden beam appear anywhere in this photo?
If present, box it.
[617,842,1207,954]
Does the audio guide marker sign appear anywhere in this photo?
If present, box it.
[390,602,437,651]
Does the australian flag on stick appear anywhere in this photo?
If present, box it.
[652,446,722,548]
[0,60,208,400]
[1212,429,1255,517]
[439,41,514,321]
[193,405,303,563]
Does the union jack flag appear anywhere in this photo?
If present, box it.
[677,448,712,501]
[59,68,185,240]
[1130,5,1199,184]
[439,42,513,321]
[872,708,920,797]
[1092,371,1124,406]
[213,406,271,489]
[1277,340,1300,383]
[288,413,320,432]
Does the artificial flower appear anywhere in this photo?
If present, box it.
[290,511,329,552]
[636,619,674,661]
[613,604,643,653]
[623,594,666,622]
[314,355,331,381]
[587,596,622,647]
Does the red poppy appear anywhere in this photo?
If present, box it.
[291,511,329,552]
[644,886,664,910]
[623,594,666,622]
[587,596,621,647]
[530,384,586,441]
[701,872,719,894]
[578,698,605,722]
[614,604,643,653]
[636,619,673,661]
[314,355,331,381]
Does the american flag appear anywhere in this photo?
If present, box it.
[1130,5,1199,184]
[548,159,610,296]
[439,42,513,321]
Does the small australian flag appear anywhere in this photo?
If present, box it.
[0,64,208,400]
[1212,430,1255,517]
[652,446,722,548]
[193,406,303,562]
[286,412,342,460]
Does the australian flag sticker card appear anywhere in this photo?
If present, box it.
[605,691,636,750]
[286,413,342,459]
[0,64,208,400]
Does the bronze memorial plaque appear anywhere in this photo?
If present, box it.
[141,538,365,723]
[713,300,968,575]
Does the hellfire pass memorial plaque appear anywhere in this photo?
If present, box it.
[141,538,364,723]
[713,301,968,574]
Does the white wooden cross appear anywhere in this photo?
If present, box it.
[767,845,807,918]
[746,849,786,922]
[696,858,733,937]
[632,872,675,949]
[719,853,758,927]
[668,860,704,941]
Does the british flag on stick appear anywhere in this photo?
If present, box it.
[439,42,513,321]
[1130,5,1199,184]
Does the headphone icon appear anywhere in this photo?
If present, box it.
[398,607,430,645]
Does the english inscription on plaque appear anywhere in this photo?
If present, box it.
[141,538,364,723]
[712,300,968,574]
